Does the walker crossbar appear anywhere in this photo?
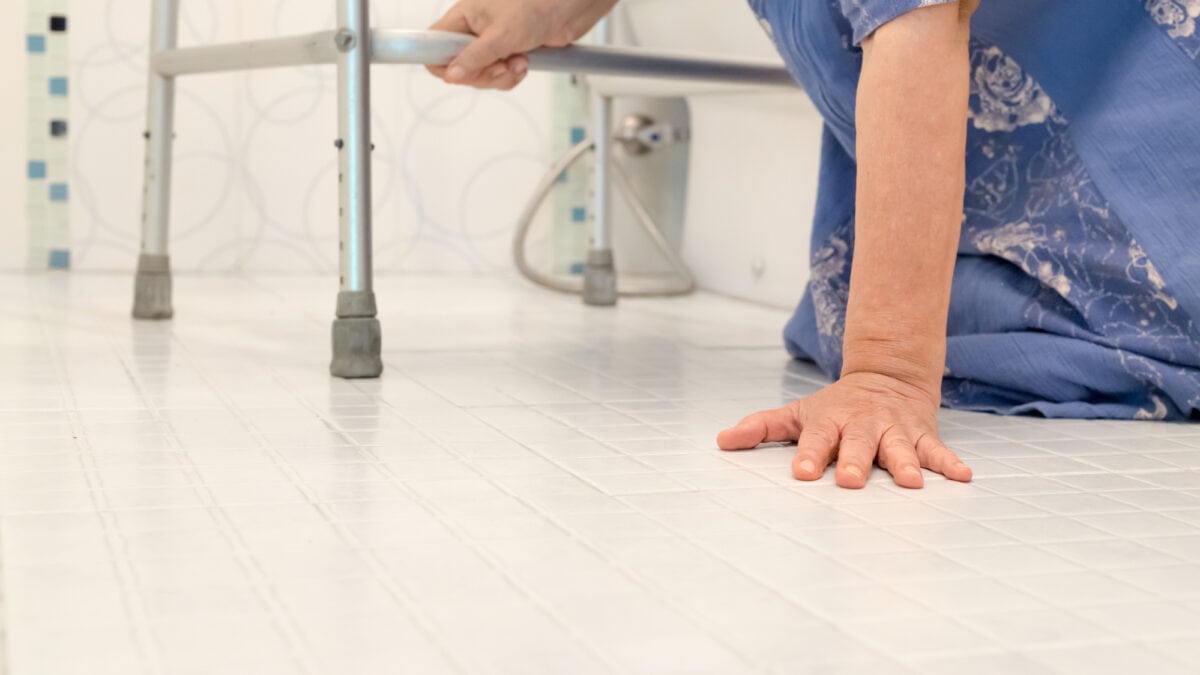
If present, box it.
[133,0,798,379]
[151,29,798,87]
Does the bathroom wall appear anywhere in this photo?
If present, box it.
[620,0,825,309]
[681,93,824,310]
[67,0,557,274]
[5,0,824,311]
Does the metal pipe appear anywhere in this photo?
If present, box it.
[512,139,695,297]
[140,0,179,256]
[524,45,795,87]
[580,19,619,306]
[591,22,614,253]
[150,29,798,89]
[328,0,383,379]
[152,31,339,76]
[371,30,797,87]
[337,0,373,294]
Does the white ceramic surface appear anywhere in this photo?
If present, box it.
[1,271,1198,674]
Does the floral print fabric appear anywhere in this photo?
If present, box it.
[835,0,957,44]
[752,0,1200,419]
[1147,0,1200,58]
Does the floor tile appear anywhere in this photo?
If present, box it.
[1,273,1198,673]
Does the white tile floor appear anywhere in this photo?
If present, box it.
[2,272,1200,675]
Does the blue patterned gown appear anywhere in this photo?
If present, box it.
[748,0,1200,420]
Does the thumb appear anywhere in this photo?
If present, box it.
[716,406,803,451]
[446,24,526,83]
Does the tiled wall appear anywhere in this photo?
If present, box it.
[549,75,591,278]
[25,0,71,270]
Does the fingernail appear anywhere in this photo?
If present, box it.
[845,465,863,479]
[798,459,816,475]
[446,65,465,81]
[514,61,528,76]
[903,466,922,479]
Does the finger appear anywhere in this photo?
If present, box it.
[473,59,529,91]
[446,24,526,83]
[877,426,923,489]
[446,61,512,90]
[495,56,530,90]
[506,54,530,76]
[493,67,528,91]
[834,427,877,489]
[480,62,510,85]
[915,435,974,483]
[430,5,470,32]
[429,61,518,90]
[427,8,469,80]
[485,67,524,92]
[792,421,838,481]
[716,405,801,451]
[501,58,530,89]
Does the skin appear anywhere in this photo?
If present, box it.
[427,0,619,90]
[429,0,980,489]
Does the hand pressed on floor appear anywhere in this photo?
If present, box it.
[716,372,973,489]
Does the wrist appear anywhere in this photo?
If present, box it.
[841,337,946,403]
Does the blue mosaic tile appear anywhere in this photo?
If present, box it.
[48,249,70,269]
[26,35,46,53]
[49,183,69,202]
[48,77,68,97]
[27,161,47,180]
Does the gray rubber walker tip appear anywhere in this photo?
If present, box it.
[583,249,618,307]
[330,290,383,378]
[132,253,174,320]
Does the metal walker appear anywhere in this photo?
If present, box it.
[133,0,796,378]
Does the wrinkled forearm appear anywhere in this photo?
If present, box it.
[841,2,975,402]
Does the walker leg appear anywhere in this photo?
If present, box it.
[330,0,382,378]
[583,93,618,307]
[133,0,179,320]
[583,21,617,307]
